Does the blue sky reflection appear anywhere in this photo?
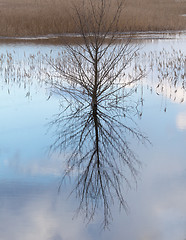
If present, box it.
[0,37,186,239]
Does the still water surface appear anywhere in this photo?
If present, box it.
[0,36,186,240]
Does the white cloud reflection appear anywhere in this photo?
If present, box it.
[3,153,71,177]
[2,151,186,240]
[0,182,91,240]
[176,111,186,130]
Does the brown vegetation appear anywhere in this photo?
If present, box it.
[0,0,185,37]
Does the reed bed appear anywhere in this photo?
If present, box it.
[0,47,185,105]
[0,0,186,37]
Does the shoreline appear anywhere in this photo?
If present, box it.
[0,30,186,45]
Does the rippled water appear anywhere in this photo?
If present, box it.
[0,36,186,240]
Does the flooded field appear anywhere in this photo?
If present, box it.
[0,34,186,240]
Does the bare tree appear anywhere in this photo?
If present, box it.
[47,0,148,229]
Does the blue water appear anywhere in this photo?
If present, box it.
[0,36,186,240]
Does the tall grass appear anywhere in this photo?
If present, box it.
[0,0,185,37]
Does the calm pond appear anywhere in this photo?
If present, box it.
[0,34,186,240]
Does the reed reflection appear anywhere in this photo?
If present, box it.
[138,48,186,104]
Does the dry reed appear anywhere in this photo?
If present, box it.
[0,0,186,37]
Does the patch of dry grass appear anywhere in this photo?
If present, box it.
[123,0,186,31]
[0,0,186,37]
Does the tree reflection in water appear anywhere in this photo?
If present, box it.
[48,56,148,228]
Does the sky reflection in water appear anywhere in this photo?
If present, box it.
[0,37,186,240]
